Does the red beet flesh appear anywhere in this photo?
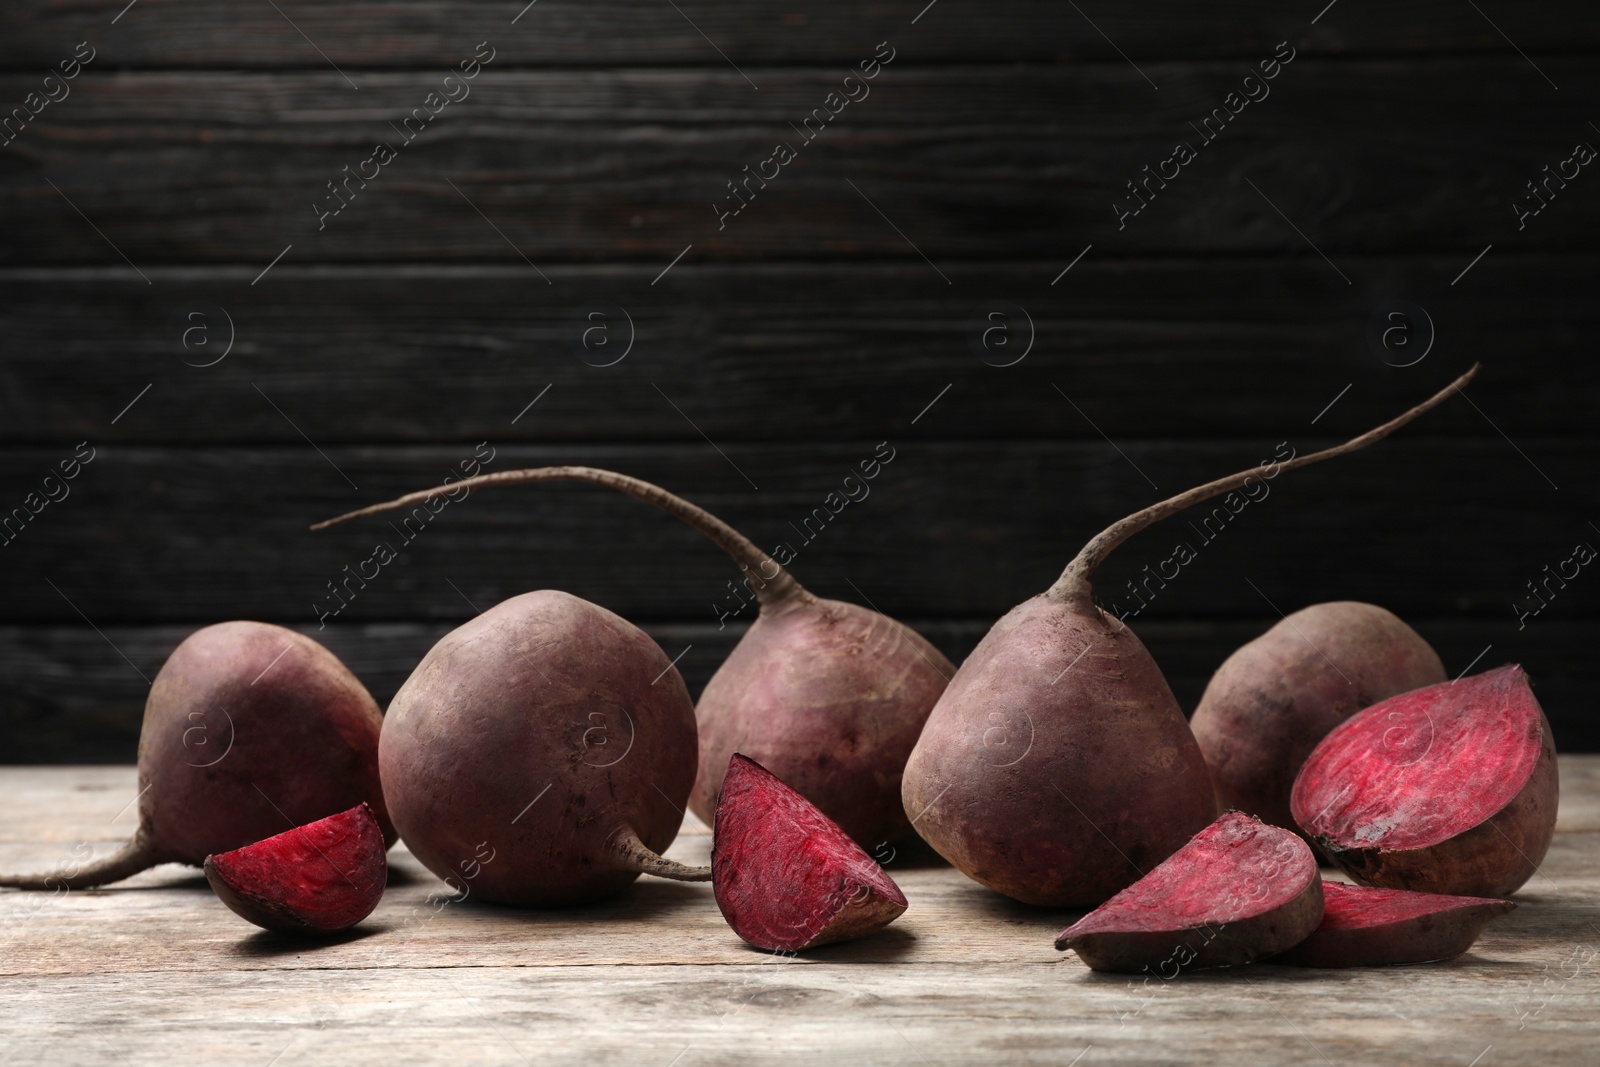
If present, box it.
[1275,881,1515,967]
[1055,812,1323,973]
[1291,664,1558,897]
[1191,601,1446,834]
[204,803,386,935]
[713,754,907,952]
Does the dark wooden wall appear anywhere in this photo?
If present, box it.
[1,1,1596,760]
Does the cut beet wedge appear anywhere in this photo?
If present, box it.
[204,803,387,935]
[1054,812,1322,973]
[1276,881,1515,967]
[713,754,907,952]
[1291,664,1558,898]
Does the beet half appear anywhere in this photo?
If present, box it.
[1055,812,1323,973]
[902,367,1479,907]
[315,466,953,850]
[1191,601,1446,833]
[0,622,392,890]
[205,802,387,935]
[1292,663,1557,898]
[378,589,707,906]
[713,754,907,952]
[1275,881,1515,967]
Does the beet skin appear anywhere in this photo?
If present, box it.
[1275,881,1515,967]
[205,802,387,935]
[1191,601,1446,833]
[1056,812,1323,973]
[905,596,1217,906]
[1,622,392,890]
[903,368,1478,908]
[712,754,907,952]
[315,465,952,851]
[1292,663,1557,898]
[380,590,706,906]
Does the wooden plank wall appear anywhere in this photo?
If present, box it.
[1,1,1595,759]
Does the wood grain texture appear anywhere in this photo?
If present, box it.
[3,1,1595,68]
[1,764,1597,1064]
[0,440,1587,621]
[0,260,1590,443]
[3,619,1597,762]
[3,59,1597,266]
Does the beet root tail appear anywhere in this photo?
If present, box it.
[612,825,711,882]
[0,835,162,891]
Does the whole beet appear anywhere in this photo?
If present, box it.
[1191,602,1446,832]
[379,589,707,906]
[0,621,393,889]
[315,468,952,849]
[901,366,1479,907]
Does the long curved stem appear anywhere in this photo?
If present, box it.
[312,466,808,610]
[0,834,160,890]
[612,825,712,882]
[1047,364,1480,604]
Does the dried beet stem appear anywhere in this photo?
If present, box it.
[0,834,166,890]
[312,466,807,610]
[612,825,712,882]
[1048,363,1479,603]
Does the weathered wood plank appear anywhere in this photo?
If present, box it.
[5,617,1598,762]
[4,60,1596,265]
[0,259,1589,443]
[0,764,1596,1065]
[3,0,1595,68]
[0,440,1588,623]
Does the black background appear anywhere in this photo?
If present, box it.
[1,1,1595,759]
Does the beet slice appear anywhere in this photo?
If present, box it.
[1054,812,1323,973]
[1276,881,1515,967]
[712,754,907,952]
[204,803,386,935]
[1291,664,1558,898]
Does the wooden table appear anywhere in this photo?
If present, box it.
[4,761,1598,1065]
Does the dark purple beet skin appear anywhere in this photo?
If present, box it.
[1292,663,1558,898]
[1191,601,1446,834]
[712,754,907,952]
[1,621,392,890]
[904,596,1217,907]
[311,464,953,852]
[691,595,952,848]
[903,368,1478,910]
[380,590,706,907]
[1275,881,1515,967]
[1055,812,1323,973]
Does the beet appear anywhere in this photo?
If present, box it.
[902,367,1480,907]
[314,466,952,850]
[0,622,393,890]
[1055,812,1323,973]
[378,589,707,906]
[1191,601,1446,833]
[1292,663,1557,898]
[1275,881,1515,967]
[205,803,386,935]
[712,754,907,952]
